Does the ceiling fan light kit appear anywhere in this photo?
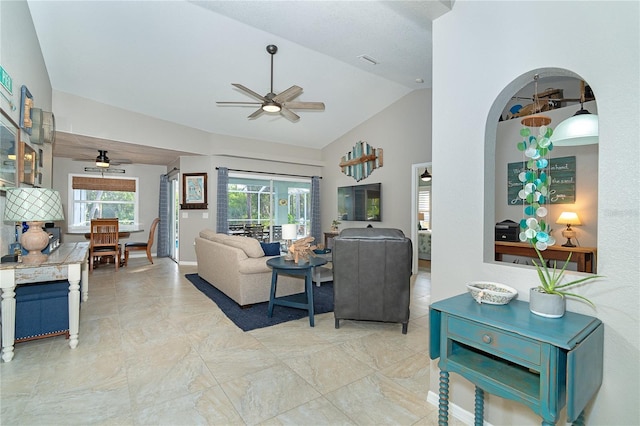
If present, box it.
[95,150,110,168]
[217,45,325,122]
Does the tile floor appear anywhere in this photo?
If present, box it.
[1,258,462,425]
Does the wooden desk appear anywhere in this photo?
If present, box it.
[0,242,89,362]
[430,294,603,425]
[495,241,597,273]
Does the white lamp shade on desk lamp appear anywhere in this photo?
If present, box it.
[556,211,581,247]
[4,188,65,264]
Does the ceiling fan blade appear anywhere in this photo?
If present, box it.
[216,101,262,105]
[232,84,267,102]
[273,85,303,103]
[280,107,300,122]
[248,108,265,120]
[282,101,325,110]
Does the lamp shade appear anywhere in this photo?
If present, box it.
[556,211,581,226]
[281,223,297,240]
[552,111,599,146]
[4,188,65,222]
[420,169,431,182]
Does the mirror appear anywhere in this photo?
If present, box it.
[0,108,18,190]
[488,70,599,272]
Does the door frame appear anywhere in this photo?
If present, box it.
[411,161,431,275]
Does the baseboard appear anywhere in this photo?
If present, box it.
[427,391,493,426]
[179,261,197,266]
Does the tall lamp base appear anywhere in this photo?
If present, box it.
[20,221,49,264]
[562,239,576,248]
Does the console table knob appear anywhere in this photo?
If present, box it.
[482,334,492,344]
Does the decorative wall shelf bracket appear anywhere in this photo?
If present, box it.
[339,141,383,182]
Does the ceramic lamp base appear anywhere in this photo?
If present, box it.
[20,221,49,264]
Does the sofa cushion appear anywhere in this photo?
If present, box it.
[260,242,281,256]
[224,236,264,258]
[199,229,230,243]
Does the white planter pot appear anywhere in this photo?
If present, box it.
[529,288,566,318]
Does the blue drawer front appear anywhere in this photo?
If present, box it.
[15,281,69,340]
[447,316,542,367]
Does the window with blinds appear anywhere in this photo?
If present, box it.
[419,188,431,229]
[69,174,139,227]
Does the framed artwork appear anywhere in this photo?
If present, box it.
[20,141,36,185]
[507,156,576,205]
[181,172,208,209]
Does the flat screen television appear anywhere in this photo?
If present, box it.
[337,183,381,221]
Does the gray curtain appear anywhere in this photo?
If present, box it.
[311,176,321,244]
[157,174,170,257]
[216,167,229,233]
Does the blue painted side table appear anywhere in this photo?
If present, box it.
[429,293,603,425]
[266,256,327,327]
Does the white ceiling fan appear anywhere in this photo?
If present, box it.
[217,45,325,122]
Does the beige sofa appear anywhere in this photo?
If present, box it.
[195,229,304,307]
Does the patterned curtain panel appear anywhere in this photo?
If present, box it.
[216,167,229,233]
[311,176,321,245]
[157,174,170,258]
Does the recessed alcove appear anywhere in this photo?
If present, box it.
[484,68,599,272]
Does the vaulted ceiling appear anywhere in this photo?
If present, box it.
[27,1,453,165]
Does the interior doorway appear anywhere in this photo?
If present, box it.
[411,162,432,275]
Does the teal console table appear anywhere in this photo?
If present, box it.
[429,294,603,425]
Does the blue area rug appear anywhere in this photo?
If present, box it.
[185,273,334,332]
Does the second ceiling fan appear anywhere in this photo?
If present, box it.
[217,45,325,122]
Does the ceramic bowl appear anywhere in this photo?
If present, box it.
[466,281,518,305]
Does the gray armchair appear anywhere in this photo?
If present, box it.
[332,228,413,334]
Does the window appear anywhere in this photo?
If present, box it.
[228,174,311,239]
[68,175,139,228]
[419,188,431,229]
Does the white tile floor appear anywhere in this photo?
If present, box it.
[1,258,463,425]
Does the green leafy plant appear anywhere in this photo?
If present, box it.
[531,245,603,307]
[332,219,341,227]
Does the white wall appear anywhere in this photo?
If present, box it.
[432,1,639,424]
[0,0,53,255]
[321,89,432,238]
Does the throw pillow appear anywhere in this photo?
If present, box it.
[260,242,281,256]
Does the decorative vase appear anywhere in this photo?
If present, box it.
[529,288,566,318]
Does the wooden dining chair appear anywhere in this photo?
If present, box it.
[89,218,121,271]
[124,218,160,266]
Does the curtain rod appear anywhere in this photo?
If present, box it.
[216,167,322,179]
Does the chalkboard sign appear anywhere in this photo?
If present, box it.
[508,156,576,205]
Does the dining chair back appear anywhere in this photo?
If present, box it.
[89,218,120,271]
[124,218,160,266]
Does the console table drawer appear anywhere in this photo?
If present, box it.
[448,316,542,367]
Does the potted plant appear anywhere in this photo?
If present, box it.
[529,245,603,318]
[331,219,341,232]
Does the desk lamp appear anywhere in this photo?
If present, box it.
[556,211,581,247]
[4,188,65,264]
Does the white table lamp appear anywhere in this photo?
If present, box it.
[556,211,581,247]
[4,188,65,264]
